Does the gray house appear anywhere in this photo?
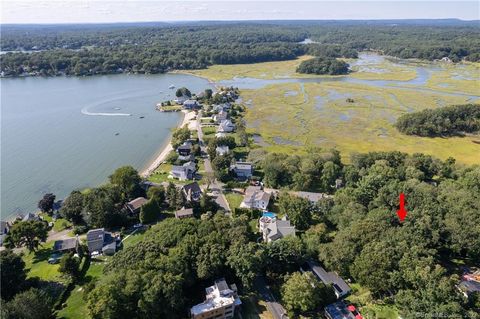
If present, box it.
[171,161,196,180]
[126,197,148,214]
[183,99,200,109]
[182,182,202,202]
[217,119,235,133]
[262,216,296,243]
[231,162,253,179]
[86,228,117,255]
[306,261,351,299]
[53,237,79,253]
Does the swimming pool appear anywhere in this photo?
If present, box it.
[263,212,276,218]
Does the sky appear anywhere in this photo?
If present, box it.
[1,1,479,24]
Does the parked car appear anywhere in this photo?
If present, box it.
[48,253,62,264]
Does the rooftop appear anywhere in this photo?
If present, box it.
[53,237,78,252]
[127,197,148,211]
[191,278,241,316]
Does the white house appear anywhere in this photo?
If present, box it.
[240,186,271,211]
[216,145,230,156]
[213,110,228,123]
[217,120,235,133]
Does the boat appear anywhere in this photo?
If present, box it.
[168,84,175,89]
[115,133,120,136]
[139,116,145,119]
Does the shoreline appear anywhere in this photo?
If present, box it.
[140,109,196,178]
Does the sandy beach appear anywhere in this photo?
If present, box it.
[140,110,196,178]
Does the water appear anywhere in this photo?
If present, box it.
[1,73,214,219]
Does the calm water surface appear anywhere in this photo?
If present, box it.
[1,73,213,218]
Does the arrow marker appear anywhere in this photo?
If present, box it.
[397,192,408,222]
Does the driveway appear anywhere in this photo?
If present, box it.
[255,276,289,319]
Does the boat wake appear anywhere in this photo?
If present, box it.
[81,107,131,116]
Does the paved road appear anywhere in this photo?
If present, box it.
[196,111,231,213]
[255,276,289,319]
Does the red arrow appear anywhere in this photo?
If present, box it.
[397,193,407,222]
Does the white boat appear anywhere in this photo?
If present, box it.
[168,85,175,89]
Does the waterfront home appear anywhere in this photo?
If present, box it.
[216,145,230,156]
[174,96,188,104]
[183,99,200,109]
[22,212,40,222]
[240,186,271,211]
[177,141,193,156]
[86,228,118,255]
[190,278,242,319]
[217,120,235,133]
[304,261,351,299]
[262,215,296,243]
[171,161,197,180]
[53,237,79,254]
[230,162,253,179]
[175,208,194,219]
[213,110,228,123]
[182,182,202,202]
[178,153,195,162]
[125,197,148,214]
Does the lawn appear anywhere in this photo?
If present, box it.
[56,258,108,319]
[347,283,399,319]
[202,126,217,135]
[225,192,244,210]
[147,163,174,184]
[122,228,147,249]
[23,241,65,283]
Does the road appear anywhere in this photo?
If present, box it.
[196,111,231,213]
[254,276,289,319]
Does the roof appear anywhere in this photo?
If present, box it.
[127,197,148,211]
[175,208,194,218]
[87,228,105,242]
[233,162,252,170]
[177,141,193,150]
[53,237,78,252]
[294,191,331,202]
[266,219,295,240]
[244,186,271,205]
[216,145,229,153]
[308,261,351,296]
[183,99,198,105]
[183,181,201,194]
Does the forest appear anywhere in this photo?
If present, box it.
[1,21,480,77]
[395,104,480,137]
[296,57,349,75]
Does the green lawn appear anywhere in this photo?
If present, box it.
[147,163,174,184]
[53,218,73,232]
[202,126,217,135]
[347,283,399,319]
[23,241,65,283]
[225,192,243,210]
[57,259,108,319]
[122,229,147,249]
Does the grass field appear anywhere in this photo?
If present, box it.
[225,192,243,210]
[241,79,479,165]
[23,241,66,283]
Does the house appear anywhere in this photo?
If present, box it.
[175,208,194,219]
[178,154,195,162]
[22,212,40,222]
[177,141,193,156]
[182,182,202,202]
[183,99,200,109]
[174,96,188,105]
[125,197,148,214]
[217,120,235,133]
[53,237,79,253]
[190,278,242,319]
[0,221,10,246]
[240,186,271,211]
[171,161,197,181]
[293,191,332,203]
[325,301,363,319]
[262,216,296,243]
[335,178,344,189]
[216,145,230,156]
[306,261,351,299]
[86,228,117,255]
[230,162,253,179]
[213,110,228,123]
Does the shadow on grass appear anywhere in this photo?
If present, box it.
[32,246,54,264]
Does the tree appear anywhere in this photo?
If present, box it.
[109,166,141,200]
[296,57,349,75]
[282,272,335,315]
[38,193,55,215]
[0,250,27,300]
[1,288,53,319]
[84,185,123,228]
[204,89,213,99]
[278,193,312,230]
[175,87,191,98]
[321,161,341,192]
[171,126,191,148]
[4,220,48,252]
[59,253,80,279]
[226,242,264,290]
[60,190,84,224]
[140,199,161,224]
